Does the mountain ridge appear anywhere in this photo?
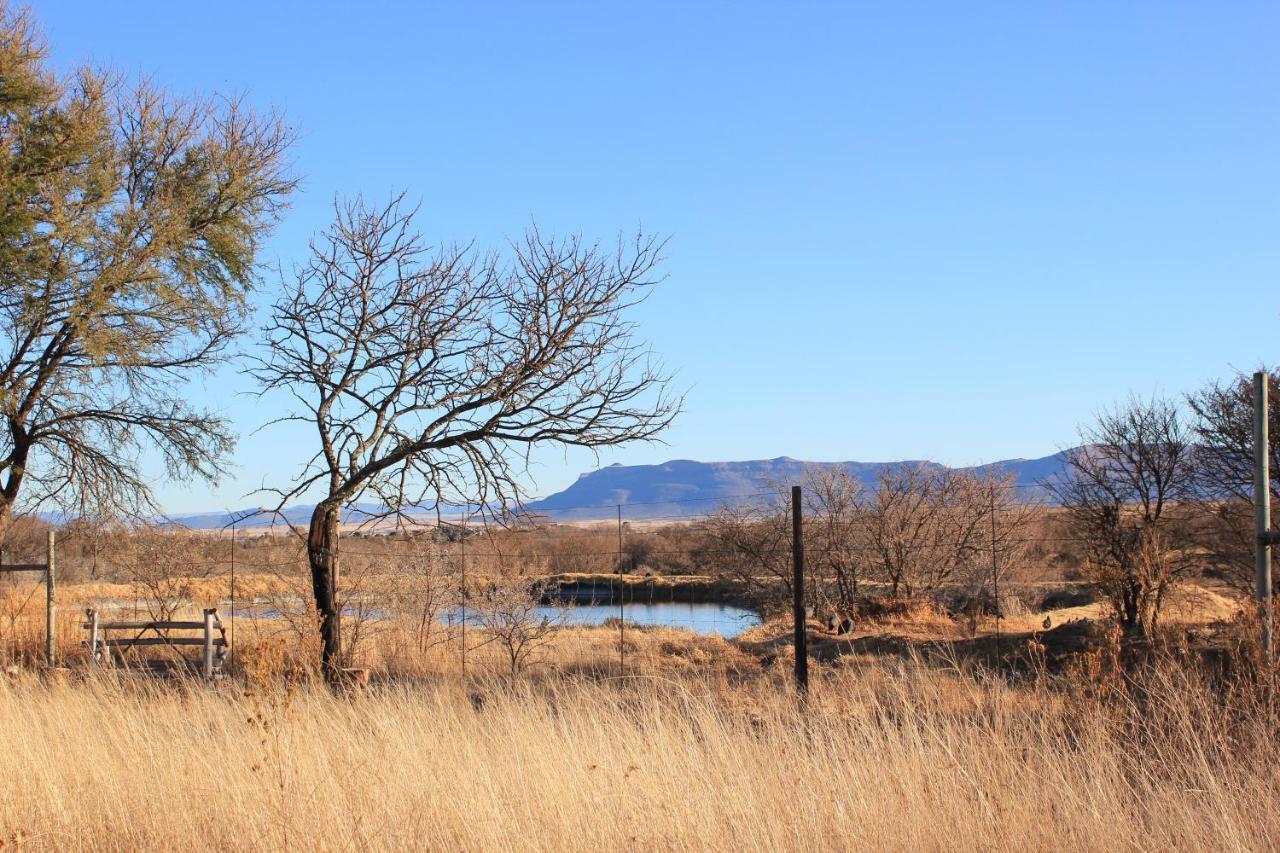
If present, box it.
[522,452,1069,520]
[159,451,1071,528]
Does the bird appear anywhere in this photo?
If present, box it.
[1042,615,1053,630]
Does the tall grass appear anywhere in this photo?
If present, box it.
[0,662,1276,851]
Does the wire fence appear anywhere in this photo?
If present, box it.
[0,476,1105,679]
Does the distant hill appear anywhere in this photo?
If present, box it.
[523,452,1071,520]
[161,452,1071,528]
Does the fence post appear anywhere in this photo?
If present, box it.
[459,524,467,683]
[990,491,1000,661]
[1255,371,1273,658]
[229,517,236,670]
[202,609,215,679]
[45,529,55,667]
[88,608,100,667]
[617,503,625,677]
[792,485,809,694]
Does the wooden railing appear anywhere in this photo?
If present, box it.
[84,608,228,679]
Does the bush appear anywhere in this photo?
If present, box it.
[932,588,1028,619]
[1038,585,1098,611]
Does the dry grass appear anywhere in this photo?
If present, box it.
[0,662,1277,851]
[0,573,765,682]
[0,566,1276,851]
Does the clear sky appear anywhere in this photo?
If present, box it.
[35,1,1280,514]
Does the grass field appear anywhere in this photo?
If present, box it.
[0,568,1273,851]
[0,657,1277,851]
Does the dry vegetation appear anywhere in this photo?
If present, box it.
[0,511,1271,850]
[0,407,1271,851]
[1,658,1279,851]
[2,3,1278,847]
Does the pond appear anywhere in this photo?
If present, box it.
[447,602,763,638]
[238,600,763,639]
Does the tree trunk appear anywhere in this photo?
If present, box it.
[307,502,342,682]
[0,452,28,548]
[1121,580,1141,634]
[0,496,15,549]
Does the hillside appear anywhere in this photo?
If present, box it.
[164,452,1070,528]
[523,452,1069,520]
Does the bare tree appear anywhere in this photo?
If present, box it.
[932,471,1035,616]
[470,572,561,679]
[853,465,1028,600]
[1186,368,1280,593]
[702,469,862,613]
[801,467,863,609]
[0,6,296,542]
[384,549,457,656]
[252,196,679,679]
[1047,397,1198,635]
[854,464,946,598]
[106,525,212,621]
[703,466,1029,613]
[702,498,792,612]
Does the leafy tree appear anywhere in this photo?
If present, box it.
[0,4,296,541]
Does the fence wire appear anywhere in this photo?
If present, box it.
[0,481,1106,679]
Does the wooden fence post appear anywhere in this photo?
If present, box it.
[45,530,55,667]
[202,609,215,679]
[88,609,100,667]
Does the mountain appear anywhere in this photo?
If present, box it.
[523,452,1070,520]
[161,452,1072,528]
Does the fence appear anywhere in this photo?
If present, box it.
[0,477,1113,684]
[311,491,793,683]
[85,607,227,678]
[0,530,56,667]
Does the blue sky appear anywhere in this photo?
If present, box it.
[36,1,1280,513]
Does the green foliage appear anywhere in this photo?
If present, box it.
[0,3,296,533]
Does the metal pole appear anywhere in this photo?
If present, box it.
[45,530,55,668]
[1255,371,1273,657]
[792,486,809,693]
[617,504,625,677]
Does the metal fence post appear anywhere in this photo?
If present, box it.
[792,485,809,693]
[990,491,1000,661]
[1255,371,1273,657]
